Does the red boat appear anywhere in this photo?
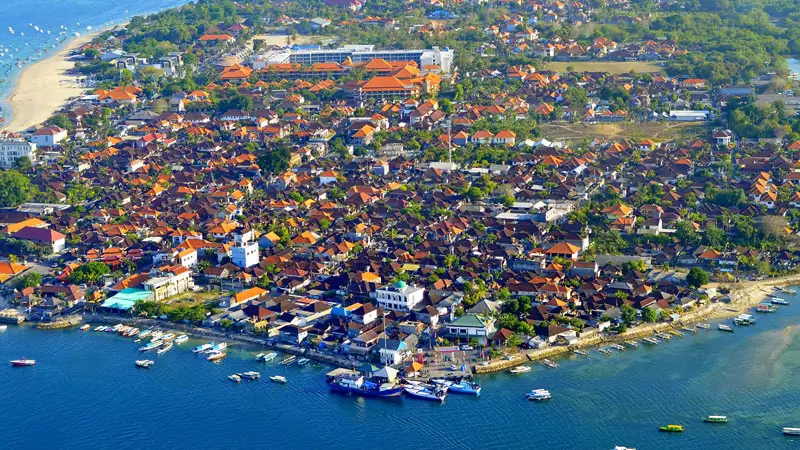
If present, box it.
[10,359,35,367]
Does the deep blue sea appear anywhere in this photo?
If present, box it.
[3,290,800,449]
[0,0,192,121]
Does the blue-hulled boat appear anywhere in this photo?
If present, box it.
[447,381,481,396]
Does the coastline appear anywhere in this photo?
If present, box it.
[0,28,108,133]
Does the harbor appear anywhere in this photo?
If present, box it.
[4,293,800,449]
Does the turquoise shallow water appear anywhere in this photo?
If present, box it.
[0,0,191,121]
[3,291,800,450]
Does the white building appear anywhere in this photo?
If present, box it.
[0,132,37,168]
[253,45,455,73]
[374,281,425,312]
[143,266,194,302]
[30,126,68,147]
[231,242,259,268]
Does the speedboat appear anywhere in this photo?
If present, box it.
[135,360,154,368]
[771,297,790,306]
[783,427,800,435]
[703,415,727,423]
[10,358,35,367]
[718,324,734,332]
[658,424,684,432]
[156,342,173,354]
[212,342,227,351]
[174,335,188,344]
[229,374,242,383]
[138,329,152,339]
[241,371,261,380]
[270,375,287,384]
[447,380,481,395]
[259,352,278,362]
[193,343,213,353]
[696,323,711,330]
[139,341,163,352]
[80,324,90,331]
[0,325,7,331]
[297,358,310,365]
[160,333,176,341]
[509,365,531,374]
[404,386,446,402]
[206,350,226,362]
[525,388,551,401]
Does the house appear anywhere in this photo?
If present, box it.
[713,129,732,146]
[11,227,66,253]
[377,338,409,365]
[30,127,68,147]
[374,280,425,312]
[310,17,331,29]
[545,242,581,260]
[142,266,194,301]
[280,324,309,344]
[176,248,198,268]
[229,286,267,307]
[446,314,495,345]
[231,242,259,268]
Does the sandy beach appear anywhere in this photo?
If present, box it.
[0,31,101,133]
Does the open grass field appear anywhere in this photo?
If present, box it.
[543,61,663,74]
[540,121,708,142]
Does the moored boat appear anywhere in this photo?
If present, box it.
[206,350,226,362]
[329,373,403,398]
[756,304,778,313]
[703,415,727,423]
[160,333,176,341]
[404,386,446,402]
[174,335,188,344]
[270,375,288,384]
[771,297,790,306]
[241,371,261,380]
[599,348,612,355]
[0,325,7,331]
[80,324,90,331]
[696,323,711,330]
[135,359,154,368]
[10,358,35,367]
[780,288,796,295]
[258,352,278,362]
[509,365,531,374]
[297,357,311,365]
[139,341,163,351]
[783,427,800,435]
[718,324,734,332]
[610,344,626,351]
[280,355,297,365]
[193,343,213,353]
[625,341,639,348]
[156,341,173,354]
[658,424,684,432]
[525,388,551,401]
[229,374,241,383]
[447,380,481,395]
[541,358,559,369]
[138,329,152,339]
[643,337,660,345]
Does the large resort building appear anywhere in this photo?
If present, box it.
[252,45,455,74]
[0,131,37,168]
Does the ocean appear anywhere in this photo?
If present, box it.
[3,291,800,449]
[0,0,192,122]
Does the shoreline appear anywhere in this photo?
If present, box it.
[0,26,116,133]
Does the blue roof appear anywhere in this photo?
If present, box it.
[101,288,152,310]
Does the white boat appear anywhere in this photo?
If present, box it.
[138,329,152,339]
[193,343,213,353]
[771,297,790,306]
[135,360,154,368]
[149,331,164,341]
[280,355,297,365]
[10,358,35,367]
[94,326,105,331]
[259,352,278,362]
[160,333,176,341]
[157,342,173,354]
[139,341,163,352]
[509,365,531,374]
[643,337,660,345]
[228,374,241,383]
[297,358,311,365]
[206,350,226,362]
[212,342,227,351]
[404,386,446,402]
[0,325,7,331]
[718,324,734,332]
[174,335,188,344]
[696,323,711,330]
[625,341,639,348]
[270,375,287,384]
[241,371,261,380]
[525,388,551,401]
[611,447,637,450]
[541,359,559,369]
[780,288,796,295]
[783,427,800,435]
[80,324,90,331]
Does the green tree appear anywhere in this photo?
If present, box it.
[621,304,637,324]
[68,262,111,285]
[0,171,33,207]
[686,267,710,289]
[19,272,42,288]
[642,308,658,323]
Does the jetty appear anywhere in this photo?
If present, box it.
[37,316,82,330]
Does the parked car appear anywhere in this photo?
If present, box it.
[460,345,474,351]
